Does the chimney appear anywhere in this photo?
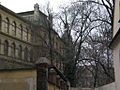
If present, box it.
[34,3,40,24]
[34,3,39,11]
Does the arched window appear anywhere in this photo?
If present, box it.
[18,45,22,59]
[4,40,9,55]
[24,27,28,41]
[0,15,2,30]
[12,21,16,36]
[24,47,28,60]
[19,24,23,39]
[26,27,29,41]
[5,18,10,33]
[11,43,16,57]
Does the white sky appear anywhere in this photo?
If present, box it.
[0,0,71,13]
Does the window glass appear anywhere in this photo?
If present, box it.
[18,45,22,59]
[24,47,28,60]
[5,18,10,33]
[11,43,16,57]
[0,15,2,30]
[4,40,9,55]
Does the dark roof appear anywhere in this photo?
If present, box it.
[0,4,31,24]
[109,29,120,48]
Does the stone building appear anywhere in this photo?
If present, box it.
[18,3,65,71]
[0,4,33,68]
[0,4,68,90]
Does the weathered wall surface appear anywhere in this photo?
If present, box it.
[95,82,116,90]
[70,87,93,90]
[48,83,60,90]
[70,83,116,90]
[0,69,36,90]
[112,35,120,90]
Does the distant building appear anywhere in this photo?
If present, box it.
[0,4,68,90]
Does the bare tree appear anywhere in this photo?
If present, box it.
[35,0,114,87]
[55,1,104,87]
[54,0,115,88]
[78,0,114,26]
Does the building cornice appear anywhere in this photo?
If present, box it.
[0,4,33,25]
[0,31,33,46]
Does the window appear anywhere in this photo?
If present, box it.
[12,21,16,36]
[18,45,22,59]
[11,43,16,57]
[19,24,23,39]
[0,15,2,30]
[28,30,32,42]
[26,27,29,41]
[5,18,10,33]
[24,27,28,41]
[4,40,9,55]
[24,47,28,60]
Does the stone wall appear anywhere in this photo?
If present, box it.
[70,87,93,90]
[70,83,116,90]
[0,69,36,90]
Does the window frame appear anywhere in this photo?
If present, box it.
[12,21,16,36]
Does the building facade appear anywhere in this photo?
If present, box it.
[0,3,64,70]
[0,4,68,90]
[0,5,33,68]
[18,3,65,71]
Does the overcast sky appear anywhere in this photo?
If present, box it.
[0,0,71,13]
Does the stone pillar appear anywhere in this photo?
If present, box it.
[35,57,50,90]
[36,63,48,90]
[34,3,39,12]
[49,68,57,84]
